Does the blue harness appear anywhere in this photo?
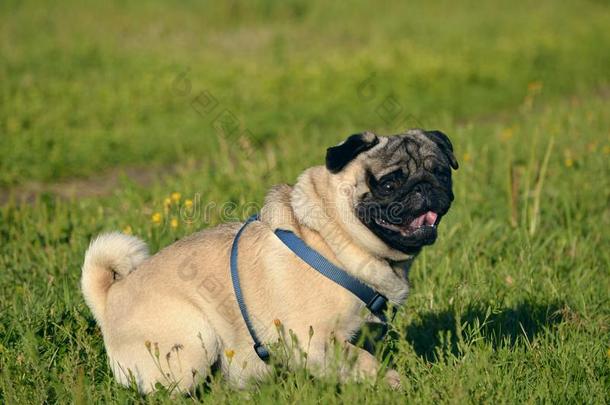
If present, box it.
[230,214,396,362]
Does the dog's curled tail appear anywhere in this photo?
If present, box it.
[81,232,149,326]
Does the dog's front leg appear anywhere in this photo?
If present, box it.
[306,340,401,389]
[339,341,401,389]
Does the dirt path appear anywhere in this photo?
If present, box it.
[0,163,181,205]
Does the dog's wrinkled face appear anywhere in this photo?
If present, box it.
[326,129,458,255]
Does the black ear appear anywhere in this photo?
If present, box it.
[326,132,379,173]
[424,130,459,170]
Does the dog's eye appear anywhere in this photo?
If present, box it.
[379,178,401,195]
[371,169,405,196]
[380,180,396,193]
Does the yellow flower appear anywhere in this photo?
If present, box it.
[607,348,610,358]
[170,218,179,229]
[500,128,513,141]
[171,192,181,203]
[163,197,172,208]
[603,145,610,155]
[527,81,543,92]
[225,349,235,360]
[151,212,162,224]
[184,199,193,209]
[123,225,132,235]
[463,152,472,163]
[563,149,574,168]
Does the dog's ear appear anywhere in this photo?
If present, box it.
[326,132,379,173]
[424,130,459,170]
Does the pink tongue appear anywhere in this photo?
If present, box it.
[425,211,438,226]
[410,211,438,228]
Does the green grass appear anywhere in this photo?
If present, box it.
[2,0,610,187]
[1,0,609,403]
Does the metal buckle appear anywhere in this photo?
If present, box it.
[366,293,388,315]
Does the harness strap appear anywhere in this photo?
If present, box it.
[230,214,395,362]
[273,229,391,322]
[230,214,270,361]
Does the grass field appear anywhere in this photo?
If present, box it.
[1,0,609,403]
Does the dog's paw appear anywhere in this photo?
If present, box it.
[385,368,401,390]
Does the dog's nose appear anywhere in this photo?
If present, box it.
[412,182,433,207]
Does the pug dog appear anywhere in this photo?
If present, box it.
[81,129,458,393]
